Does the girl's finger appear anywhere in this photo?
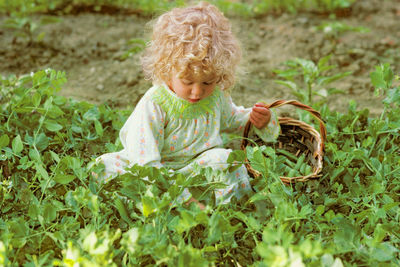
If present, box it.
[252,106,270,115]
[249,116,259,128]
[255,102,267,108]
[250,111,262,121]
[252,109,271,122]
[250,111,271,129]
[250,112,265,127]
[250,117,264,129]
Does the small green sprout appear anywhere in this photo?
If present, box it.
[273,55,351,106]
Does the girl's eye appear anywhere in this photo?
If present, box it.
[182,80,193,85]
[203,81,214,85]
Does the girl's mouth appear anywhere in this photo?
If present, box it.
[189,99,200,103]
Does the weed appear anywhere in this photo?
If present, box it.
[3,15,60,45]
[273,54,352,107]
[2,1,60,45]
[316,21,370,39]
[120,38,147,60]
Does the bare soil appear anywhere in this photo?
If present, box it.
[1,0,399,117]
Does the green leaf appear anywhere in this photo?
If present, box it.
[227,150,245,164]
[35,133,50,151]
[32,92,41,107]
[142,196,156,217]
[94,120,103,136]
[317,54,331,69]
[247,146,267,174]
[370,243,397,262]
[48,105,64,118]
[274,80,298,91]
[295,58,317,73]
[54,174,76,185]
[316,205,325,216]
[373,224,387,243]
[331,258,344,267]
[327,88,345,95]
[39,16,61,25]
[383,87,400,105]
[12,135,23,154]
[44,120,63,132]
[83,107,99,121]
[273,68,299,78]
[29,149,41,162]
[383,202,399,212]
[114,196,134,226]
[35,163,49,180]
[28,203,40,220]
[0,134,10,149]
[50,151,60,163]
[36,31,45,42]
[176,210,198,234]
[8,218,29,238]
[370,64,393,94]
[43,203,57,223]
[317,72,352,86]
[370,71,386,91]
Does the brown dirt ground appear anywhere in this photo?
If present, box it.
[1,0,399,117]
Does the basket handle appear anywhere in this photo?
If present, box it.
[243,100,327,150]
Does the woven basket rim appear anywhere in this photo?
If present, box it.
[241,100,326,184]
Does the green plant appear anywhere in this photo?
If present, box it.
[370,63,400,118]
[0,69,128,265]
[3,15,60,45]
[317,21,370,39]
[1,63,400,266]
[251,0,356,15]
[0,0,358,17]
[273,55,352,106]
[2,1,60,45]
[120,38,147,60]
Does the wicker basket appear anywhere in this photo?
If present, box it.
[241,100,327,184]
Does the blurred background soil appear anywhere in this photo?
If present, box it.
[0,0,399,117]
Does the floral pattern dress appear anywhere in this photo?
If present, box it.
[96,84,280,205]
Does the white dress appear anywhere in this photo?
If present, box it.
[95,84,280,205]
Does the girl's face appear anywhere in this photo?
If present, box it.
[168,72,218,103]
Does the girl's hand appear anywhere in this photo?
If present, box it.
[250,103,271,129]
[185,197,206,210]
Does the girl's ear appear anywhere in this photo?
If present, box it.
[165,73,173,87]
[166,79,174,92]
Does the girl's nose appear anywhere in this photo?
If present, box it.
[191,83,202,97]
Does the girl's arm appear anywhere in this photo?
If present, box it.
[119,95,166,167]
[220,95,280,142]
[185,197,206,210]
[220,95,251,134]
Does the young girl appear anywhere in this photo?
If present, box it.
[95,2,280,208]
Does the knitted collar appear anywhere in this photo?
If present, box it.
[151,84,221,119]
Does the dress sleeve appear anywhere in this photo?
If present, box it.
[220,94,251,135]
[119,96,165,168]
[220,93,280,142]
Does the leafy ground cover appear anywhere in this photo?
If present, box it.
[1,0,399,116]
[0,66,399,266]
[1,0,400,266]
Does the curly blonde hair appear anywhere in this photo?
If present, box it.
[141,1,241,90]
